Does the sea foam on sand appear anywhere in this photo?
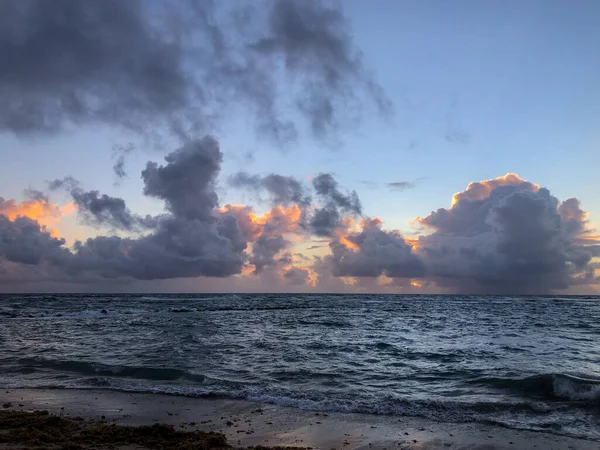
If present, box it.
[1,389,598,450]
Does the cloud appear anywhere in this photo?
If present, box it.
[0,195,74,236]
[217,205,262,243]
[141,137,221,221]
[112,143,135,180]
[0,215,70,266]
[23,188,49,203]
[252,0,393,139]
[228,172,310,207]
[250,235,289,273]
[244,205,303,274]
[70,137,248,279]
[386,181,416,191]
[312,173,361,214]
[0,0,390,144]
[449,173,538,207]
[313,173,598,294]
[1,136,248,282]
[1,196,61,227]
[1,162,598,293]
[283,266,311,285]
[309,205,342,238]
[0,0,191,136]
[330,218,424,278]
[72,216,246,280]
[416,174,598,293]
[310,173,362,237]
[49,178,155,231]
[229,170,362,238]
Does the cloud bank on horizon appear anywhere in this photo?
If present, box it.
[0,138,598,293]
[0,0,598,294]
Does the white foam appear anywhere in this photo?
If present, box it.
[553,375,600,401]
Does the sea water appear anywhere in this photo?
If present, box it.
[1,294,599,439]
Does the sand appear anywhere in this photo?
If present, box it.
[1,389,598,449]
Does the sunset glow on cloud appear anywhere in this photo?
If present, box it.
[0,140,597,294]
[0,197,75,238]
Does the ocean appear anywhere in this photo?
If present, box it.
[1,294,599,440]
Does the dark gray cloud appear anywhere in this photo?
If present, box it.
[0,0,390,144]
[252,0,393,139]
[72,215,246,280]
[50,178,155,231]
[72,190,156,231]
[0,215,69,266]
[142,137,221,221]
[249,234,288,273]
[230,171,363,238]
[283,266,310,285]
[310,173,362,237]
[418,181,599,293]
[386,181,416,191]
[312,173,361,214]
[318,174,598,294]
[0,0,190,136]
[310,205,341,237]
[1,136,248,282]
[23,188,49,203]
[73,137,247,279]
[112,143,136,180]
[229,172,309,207]
[330,218,424,278]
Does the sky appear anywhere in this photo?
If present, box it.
[0,0,598,294]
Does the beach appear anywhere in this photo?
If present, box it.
[1,389,598,449]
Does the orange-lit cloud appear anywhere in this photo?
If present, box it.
[335,217,360,251]
[336,217,396,252]
[258,205,302,233]
[0,197,75,237]
[219,204,303,242]
[220,204,308,278]
[339,235,359,251]
[218,204,262,241]
[450,173,539,207]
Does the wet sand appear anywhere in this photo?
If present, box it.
[1,389,598,449]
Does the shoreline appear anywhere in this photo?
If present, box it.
[1,388,598,449]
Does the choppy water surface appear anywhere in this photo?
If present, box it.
[1,294,599,439]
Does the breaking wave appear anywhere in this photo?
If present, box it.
[471,373,600,402]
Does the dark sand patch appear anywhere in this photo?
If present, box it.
[0,410,303,450]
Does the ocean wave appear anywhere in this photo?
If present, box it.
[168,307,196,313]
[1,374,599,440]
[11,377,587,426]
[471,373,600,402]
[206,305,312,312]
[5,308,150,319]
[141,295,243,302]
[14,358,205,383]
